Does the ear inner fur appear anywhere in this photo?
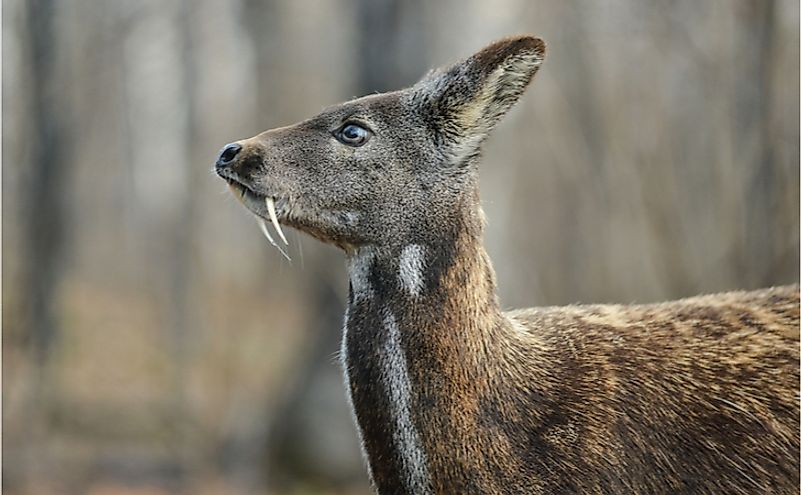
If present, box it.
[409,35,546,166]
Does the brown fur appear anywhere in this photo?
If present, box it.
[216,35,800,494]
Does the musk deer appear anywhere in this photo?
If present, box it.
[215,36,800,494]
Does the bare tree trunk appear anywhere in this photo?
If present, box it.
[356,0,430,92]
[162,1,204,490]
[13,0,72,487]
[734,0,780,287]
[22,0,70,401]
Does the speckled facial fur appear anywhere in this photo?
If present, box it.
[218,36,800,495]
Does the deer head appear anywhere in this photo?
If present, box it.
[215,36,546,255]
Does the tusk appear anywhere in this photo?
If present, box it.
[258,217,277,245]
[258,217,291,261]
[266,197,289,245]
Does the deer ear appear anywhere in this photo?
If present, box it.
[412,36,546,163]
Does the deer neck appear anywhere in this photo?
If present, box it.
[341,196,507,493]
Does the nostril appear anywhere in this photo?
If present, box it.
[217,143,242,166]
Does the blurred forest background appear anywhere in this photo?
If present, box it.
[3,0,799,494]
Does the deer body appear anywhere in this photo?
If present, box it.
[341,213,798,494]
[216,36,800,494]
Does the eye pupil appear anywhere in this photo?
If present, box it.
[344,125,360,139]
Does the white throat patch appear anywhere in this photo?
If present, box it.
[382,310,432,494]
[399,244,426,297]
[347,246,376,302]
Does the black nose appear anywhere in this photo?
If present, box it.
[217,143,242,167]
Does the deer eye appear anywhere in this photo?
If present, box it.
[335,123,371,147]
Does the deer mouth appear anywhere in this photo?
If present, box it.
[220,171,359,254]
[224,178,292,261]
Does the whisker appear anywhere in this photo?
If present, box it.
[296,230,305,270]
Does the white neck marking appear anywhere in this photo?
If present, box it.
[399,244,426,297]
[347,246,375,302]
[382,309,432,494]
